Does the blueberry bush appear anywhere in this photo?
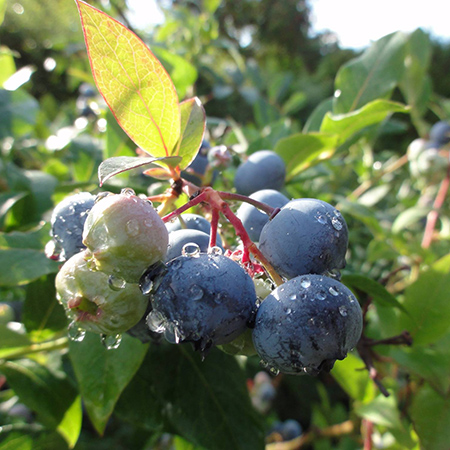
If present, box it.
[1,1,450,449]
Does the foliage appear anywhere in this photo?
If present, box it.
[0,1,450,449]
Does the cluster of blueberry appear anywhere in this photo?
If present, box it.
[48,148,363,373]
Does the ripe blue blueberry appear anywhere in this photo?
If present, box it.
[181,140,211,185]
[166,213,223,247]
[165,229,223,261]
[429,120,450,147]
[252,275,363,375]
[234,150,286,196]
[50,191,95,260]
[280,420,303,441]
[146,253,257,352]
[236,189,289,242]
[259,198,348,279]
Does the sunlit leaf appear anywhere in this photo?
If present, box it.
[98,155,181,185]
[334,31,408,113]
[76,0,180,158]
[274,133,338,179]
[175,97,206,171]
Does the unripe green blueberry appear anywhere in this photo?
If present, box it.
[82,191,169,282]
[55,251,148,335]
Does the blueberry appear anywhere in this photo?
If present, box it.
[234,150,286,196]
[429,120,450,147]
[181,140,211,185]
[166,213,223,247]
[280,420,303,441]
[82,190,169,283]
[147,253,257,351]
[259,198,348,279]
[165,229,223,262]
[50,191,95,260]
[56,251,148,335]
[236,189,289,242]
[252,275,363,375]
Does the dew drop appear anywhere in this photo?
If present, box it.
[331,216,343,230]
[289,293,297,301]
[260,359,269,368]
[189,284,204,301]
[286,308,292,314]
[94,295,106,306]
[147,310,166,333]
[164,321,184,344]
[182,242,201,257]
[300,278,311,289]
[121,187,136,197]
[269,366,280,376]
[108,275,126,291]
[68,322,86,342]
[339,305,348,316]
[208,246,223,256]
[145,199,153,207]
[101,333,122,350]
[95,191,113,203]
[316,290,326,301]
[126,219,140,236]
[329,286,339,296]
[348,295,356,304]
[144,219,154,228]
[315,213,327,224]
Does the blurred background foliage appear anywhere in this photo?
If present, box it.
[1,0,450,449]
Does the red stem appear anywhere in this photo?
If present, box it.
[209,209,219,248]
[162,191,207,223]
[422,162,450,248]
[217,191,277,216]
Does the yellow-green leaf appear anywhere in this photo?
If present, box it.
[76,0,180,157]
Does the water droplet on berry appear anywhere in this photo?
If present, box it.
[68,322,86,342]
[316,290,326,301]
[339,305,348,316]
[144,219,154,228]
[348,295,355,304]
[269,366,280,376]
[147,310,166,333]
[182,242,201,257]
[121,188,136,197]
[329,286,339,296]
[126,219,140,236]
[164,321,184,344]
[108,275,126,291]
[289,293,297,300]
[315,212,327,224]
[331,216,343,230]
[300,278,311,289]
[101,333,122,350]
[286,308,292,314]
[189,284,204,301]
[208,246,223,256]
[260,359,269,368]
[95,191,113,203]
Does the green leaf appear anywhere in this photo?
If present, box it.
[0,222,52,250]
[175,97,206,171]
[334,31,409,113]
[281,91,307,115]
[0,48,16,86]
[274,133,338,179]
[104,109,135,159]
[400,29,432,130]
[331,352,376,402]
[0,249,59,287]
[23,275,67,338]
[0,323,32,355]
[76,0,180,157]
[203,0,221,13]
[399,253,450,345]
[153,47,198,100]
[98,155,182,185]
[321,99,410,145]
[410,383,450,450]
[69,332,148,435]
[391,333,450,395]
[303,97,333,133]
[0,88,39,139]
[341,274,407,313]
[0,359,82,448]
[116,345,265,450]
[355,394,402,429]
[392,206,429,234]
[0,434,34,450]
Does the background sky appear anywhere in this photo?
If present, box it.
[126,0,450,50]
